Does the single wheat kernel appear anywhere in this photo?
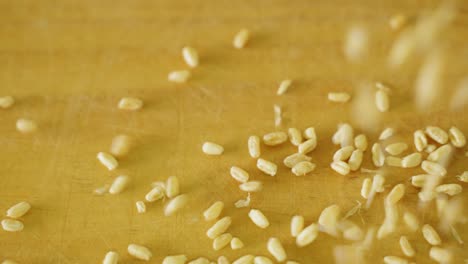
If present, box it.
[231,237,244,250]
[202,142,224,155]
[182,46,199,68]
[425,144,437,153]
[296,223,319,247]
[257,159,277,176]
[422,224,441,245]
[379,128,395,140]
[348,149,363,171]
[188,257,209,264]
[217,256,230,264]
[340,220,363,241]
[164,194,188,216]
[333,146,355,161]
[239,181,263,192]
[263,131,288,146]
[136,201,146,214]
[6,201,31,219]
[372,143,385,167]
[361,178,372,199]
[145,186,165,202]
[233,29,250,49]
[331,161,350,175]
[385,143,408,155]
[427,144,453,163]
[235,193,251,208]
[128,244,152,261]
[456,171,468,183]
[328,92,351,103]
[16,118,37,134]
[389,13,408,30]
[1,219,24,232]
[110,134,132,157]
[303,127,317,140]
[298,138,317,154]
[318,204,341,237]
[383,256,409,264]
[168,70,191,83]
[213,233,232,251]
[248,135,261,158]
[233,255,254,264]
[163,255,188,264]
[386,184,405,204]
[386,156,402,167]
[166,176,180,198]
[267,237,287,262]
[414,130,428,151]
[435,184,462,196]
[207,216,232,239]
[421,161,447,177]
[372,174,385,193]
[449,126,466,148]
[429,247,453,263]
[291,215,304,237]
[254,256,273,264]
[277,80,292,95]
[109,175,130,194]
[273,104,282,127]
[375,90,390,112]
[339,123,354,147]
[411,174,431,188]
[344,24,368,62]
[399,236,415,257]
[118,97,143,111]
[249,209,270,229]
[151,181,166,190]
[425,126,448,144]
[402,153,422,168]
[292,161,316,176]
[97,152,118,171]
[354,134,368,151]
[288,128,303,146]
[283,153,312,168]
[0,96,14,109]
[204,201,224,221]
[103,251,119,264]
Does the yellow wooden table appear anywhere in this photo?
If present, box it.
[1,0,467,263]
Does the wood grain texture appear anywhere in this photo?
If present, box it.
[0,0,467,263]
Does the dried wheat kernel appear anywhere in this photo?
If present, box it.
[456,171,468,183]
[449,126,466,148]
[427,144,453,163]
[168,70,191,83]
[248,135,261,158]
[331,161,350,175]
[145,186,165,202]
[249,209,270,229]
[425,126,448,144]
[411,174,431,188]
[277,80,292,95]
[375,90,390,112]
[16,118,37,134]
[267,237,287,262]
[288,128,303,146]
[118,97,143,110]
[402,153,422,168]
[283,153,312,168]
[103,251,119,264]
[303,127,317,140]
[254,256,273,264]
[386,156,402,167]
[1,219,24,232]
[204,201,224,221]
[233,29,250,49]
[379,128,394,140]
[338,123,354,147]
[0,96,14,108]
[165,194,188,216]
[372,174,385,193]
[213,233,232,251]
[232,255,254,264]
[6,201,31,219]
[202,142,224,155]
[383,256,409,264]
[163,255,188,264]
[127,244,152,261]
[97,152,118,171]
[403,212,419,232]
[354,134,368,151]
[291,215,304,237]
[385,143,408,155]
[109,175,130,194]
[257,159,277,176]
[348,149,363,171]
[136,201,146,214]
[298,138,317,154]
[166,176,180,198]
[292,161,316,176]
[361,178,372,199]
[389,13,407,31]
[318,204,341,237]
[372,143,385,167]
[239,181,263,192]
[182,46,199,68]
[429,247,452,263]
[231,237,244,250]
[333,146,354,161]
[207,217,232,239]
[414,130,428,151]
[217,256,229,264]
[435,184,462,196]
[421,161,446,176]
[110,134,132,157]
[188,257,209,264]
[296,223,319,247]
[273,104,282,127]
[422,224,441,245]
[263,131,288,146]
[399,236,415,257]
[328,92,351,103]
[386,184,405,204]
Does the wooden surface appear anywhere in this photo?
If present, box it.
[1,0,468,263]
